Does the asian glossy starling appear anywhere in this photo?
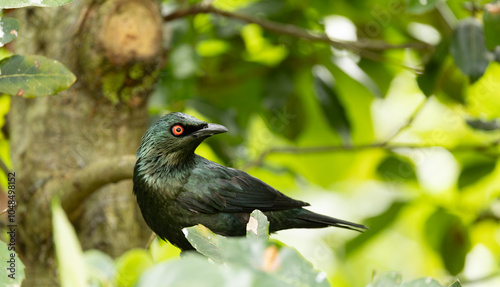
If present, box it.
[133,112,367,251]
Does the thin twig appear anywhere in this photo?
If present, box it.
[382,98,428,145]
[0,207,8,216]
[163,5,432,53]
[145,232,156,249]
[241,141,500,170]
[0,157,10,176]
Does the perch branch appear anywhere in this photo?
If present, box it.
[163,5,432,53]
[45,155,136,212]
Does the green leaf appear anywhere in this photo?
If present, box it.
[114,249,154,287]
[51,198,87,287]
[246,209,270,239]
[483,2,500,50]
[346,201,406,256]
[312,65,351,144]
[0,240,25,287]
[450,18,492,83]
[170,44,199,79]
[276,246,330,287]
[367,272,403,287]
[377,154,417,182]
[184,224,226,263]
[424,209,471,275]
[402,278,443,287]
[448,280,462,287]
[457,160,496,189]
[437,59,468,104]
[262,70,305,140]
[0,0,75,8]
[0,55,76,97]
[417,37,450,97]
[0,18,19,47]
[136,254,226,287]
[406,0,442,14]
[84,250,115,287]
[367,272,459,287]
[183,214,329,287]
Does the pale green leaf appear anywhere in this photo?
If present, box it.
[0,0,74,8]
[0,240,25,287]
[246,209,270,239]
[51,198,87,287]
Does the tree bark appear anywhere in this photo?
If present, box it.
[10,1,162,285]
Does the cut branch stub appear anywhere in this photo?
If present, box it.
[77,0,162,105]
[98,0,162,66]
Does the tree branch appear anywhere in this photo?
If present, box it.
[163,5,432,53]
[241,141,500,170]
[44,155,136,212]
[382,98,428,145]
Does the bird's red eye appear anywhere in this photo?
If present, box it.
[172,125,184,136]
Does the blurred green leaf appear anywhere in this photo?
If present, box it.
[170,44,199,79]
[450,18,491,83]
[437,59,468,104]
[424,209,471,275]
[0,0,75,8]
[0,240,25,287]
[346,201,407,256]
[262,70,304,140]
[0,18,19,47]
[84,250,115,287]
[114,249,154,287]
[136,254,226,287]
[402,278,443,287]
[417,37,450,97]
[246,209,270,239]
[483,2,500,50]
[377,154,417,182]
[367,272,461,287]
[238,0,285,16]
[149,236,181,263]
[51,198,87,287]
[312,65,351,144]
[358,59,395,98]
[406,0,442,14]
[241,23,288,66]
[0,55,76,97]
[196,39,230,57]
[367,272,402,287]
[457,159,496,189]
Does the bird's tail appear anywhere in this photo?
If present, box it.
[292,208,368,232]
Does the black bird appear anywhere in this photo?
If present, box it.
[133,112,367,251]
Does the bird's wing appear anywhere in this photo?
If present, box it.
[177,162,309,214]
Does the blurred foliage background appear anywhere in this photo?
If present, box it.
[2,0,500,286]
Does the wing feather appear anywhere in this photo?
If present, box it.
[176,161,308,214]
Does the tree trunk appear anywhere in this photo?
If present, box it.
[10,1,163,285]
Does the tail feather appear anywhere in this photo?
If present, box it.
[296,209,368,232]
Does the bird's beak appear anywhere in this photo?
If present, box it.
[192,123,228,138]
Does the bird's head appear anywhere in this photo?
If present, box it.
[136,112,227,168]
